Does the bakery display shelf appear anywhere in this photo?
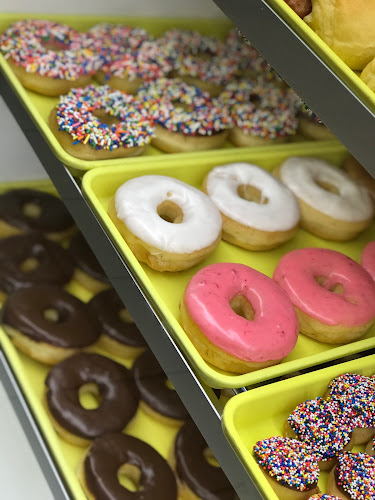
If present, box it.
[211,0,375,178]
[0,71,261,500]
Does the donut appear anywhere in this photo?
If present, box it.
[107,175,222,272]
[361,56,375,93]
[0,188,75,242]
[253,436,320,500]
[362,242,375,281]
[202,162,300,250]
[297,104,336,141]
[326,452,375,500]
[88,288,147,358]
[180,263,298,374]
[2,285,101,364]
[343,155,375,202]
[307,496,341,500]
[132,349,189,426]
[49,84,154,161]
[171,420,237,500]
[0,234,74,303]
[0,20,102,96]
[284,397,353,470]
[137,78,232,153]
[88,23,149,51]
[78,433,177,500]
[365,436,375,456]
[69,232,110,294]
[276,157,374,240]
[273,248,375,344]
[284,0,312,17]
[325,373,375,445]
[44,353,139,446]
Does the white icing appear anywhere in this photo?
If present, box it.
[205,163,300,231]
[279,157,374,222]
[115,175,222,254]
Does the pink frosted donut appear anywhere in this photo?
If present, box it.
[362,241,375,281]
[273,248,375,344]
[180,263,298,374]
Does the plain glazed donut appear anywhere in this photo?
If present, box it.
[0,188,75,242]
[108,175,222,272]
[171,421,238,499]
[44,353,139,446]
[273,248,375,344]
[276,157,374,240]
[253,436,320,500]
[2,285,100,364]
[78,433,177,500]
[203,162,300,250]
[180,263,298,374]
[362,241,375,281]
[132,349,189,426]
[88,288,147,359]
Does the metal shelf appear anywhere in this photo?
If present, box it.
[0,71,261,500]
[211,0,375,178]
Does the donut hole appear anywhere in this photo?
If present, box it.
[78,383,102,410]
[237,184,268,204]
[117,463,143,492]
[19,257,39,273]
[165,379,175,391]
[43,305,69,323]
[230,294,255,321]
[118,308,133,324]
[315,179,340,194]
[157,201,184,224]
[93,109,121,127]
[203,447,220,468]
[314,276,344,295]
[43,41,69,52]
[22,202,42,219]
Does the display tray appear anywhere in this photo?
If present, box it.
[222,353,375,499]
[82,141,375,389]
[267,0,375,113]
[0,179,182,500]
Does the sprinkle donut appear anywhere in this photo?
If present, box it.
[0,20,102,96]
[108,175,222,272]
[362,241,375,281]
[88,23,149,51]
[273,247,375,344]
[180,263,298,373]
[49,85,154,160]
[277,157,374,240]
[203,162,300,250]
[137,78,232,152]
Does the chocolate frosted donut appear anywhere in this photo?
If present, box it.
[88,288,147,358]
[174,421,237,499]
[45,353,139,446]
[80,433,177,499]
[132,349,189,425]
[2,285,100,364]
[69,232,110,293]
[0,234,74,298]
[0,189,75,241]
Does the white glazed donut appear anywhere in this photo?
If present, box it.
[107,175,222,272]
[277,157,374,241]
[203,163,300,250]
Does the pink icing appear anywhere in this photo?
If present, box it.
[183,263,298,362]
[362,241,375,281]
[273,248,375,327]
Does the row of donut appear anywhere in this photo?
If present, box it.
[108,156,375,274]
[253,372,375,500]
[49,80,332,160]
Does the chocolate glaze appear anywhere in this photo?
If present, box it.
[84,433,177,500]
[0,189,75,233]
[69,232,109,283]
[132,350,189,421]
[0,234,74,294]
[45,354,139,440]
[334,466,348,498]
[175,421,238,499]
[3,285,100,347]
[88,288,146,347]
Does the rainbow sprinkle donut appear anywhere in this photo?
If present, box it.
[49,84,154,160]
[328,452,375,500]
[88,23,149,52]
[0,20,102,96]
[161,28,224,57]
[137,78,232,153]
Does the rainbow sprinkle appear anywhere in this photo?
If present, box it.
[55,85,154,149]
[336,452,375,500]
[88,23,149,51]
[253,436,319,491]
[308,495,342,500]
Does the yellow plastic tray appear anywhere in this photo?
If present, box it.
[82,141,375,389]
[0,179,182,500]
[222,353,375,499]
[267,0,375,112]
